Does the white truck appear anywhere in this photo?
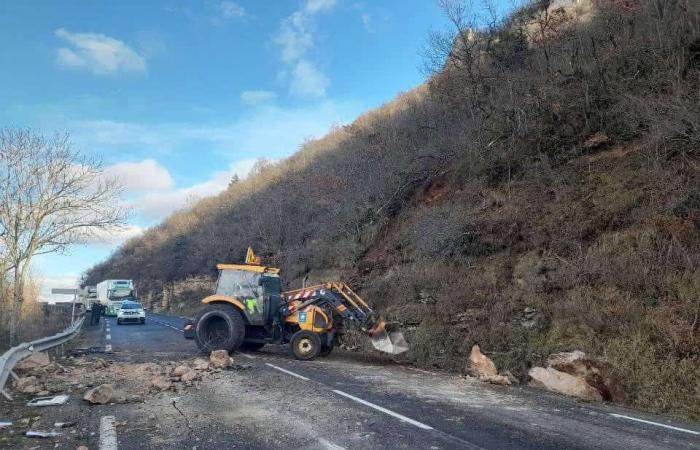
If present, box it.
[96,279,136,316]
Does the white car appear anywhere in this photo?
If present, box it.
[116,301,146,325]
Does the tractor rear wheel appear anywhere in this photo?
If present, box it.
[289,330,321,360]
[194,303,246,354]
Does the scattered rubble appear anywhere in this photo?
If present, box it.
[13,376,42,394]
[171,365,191,377]
[15,351,51,370]
[151,376,172,391]
[210,350,232,369]
[192,358,210,371]
[83,384,114,404]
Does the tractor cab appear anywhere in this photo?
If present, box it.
[213,265,282,326]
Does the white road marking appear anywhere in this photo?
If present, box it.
[609,413,700,435]
[105,334,111,340]
[265,363,309,381]
[332,389,433,430]
[240,353,255,359]
[318,438,347,450]
[99,415,118,450]
[105,344,113,352]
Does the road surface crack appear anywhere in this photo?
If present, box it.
[172,398,197,439]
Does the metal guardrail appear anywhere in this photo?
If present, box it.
[0,314,86,400]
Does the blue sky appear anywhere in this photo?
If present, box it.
[0,0,453,299]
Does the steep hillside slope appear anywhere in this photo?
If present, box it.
[86,0,699,419]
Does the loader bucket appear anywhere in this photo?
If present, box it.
[369,320,409,355]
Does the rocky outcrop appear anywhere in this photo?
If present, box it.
[83,384,113,404]
[210,350,232,369]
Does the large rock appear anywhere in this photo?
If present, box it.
[15,352,50,371]
[83,384,114,404]
[180,369,198,383]
[210,350,231,369]
[468,345,498,377]
[191,358,210,371]
[171,365,191,377]
[545,351,624,402]
[14,376,41,394]
[151,376,172,391]
[528,367,602,401]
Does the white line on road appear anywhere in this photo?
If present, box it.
[99,415,118,450]
[318,438,347,450]
[105,334,111,340]
[105,344,113,352]
[240,353,255,359]
[332,389,433,430]
[609,413,700,435]
[265,363,309,381]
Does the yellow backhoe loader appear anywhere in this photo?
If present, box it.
[184,248,408,360]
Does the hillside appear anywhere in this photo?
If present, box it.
[86,0,700,419]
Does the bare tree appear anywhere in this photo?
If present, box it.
[0,129,126,344]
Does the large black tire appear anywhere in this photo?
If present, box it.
[288,330,322,360]
[194,303,246,354]
[239,341,266,352]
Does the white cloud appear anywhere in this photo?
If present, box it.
[305,0,337,14]
[240,90,277,106]
[220,1,246,18]
[85,224,145,246]
[274,0,336,98]
[291,60,329,97]
[137,159,257,220]
[55,28,146,75]
[104,159,174,193]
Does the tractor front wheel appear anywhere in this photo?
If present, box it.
[289,330,321,360]
[194,303,246,354]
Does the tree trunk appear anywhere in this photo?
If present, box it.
[9,265,24,345]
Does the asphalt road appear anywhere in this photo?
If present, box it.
[95,311,700,449]
[9,311,696,449]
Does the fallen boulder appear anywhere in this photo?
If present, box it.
[528,367,602,401]
[171,365,191,377]
[151,376,172,391]
[468,345,498,377]
[83,384,114,405]
[15,352,51,371]
[210,350,231,369]
[545,350,624,402]
[191,358,210,371]
[180,369,198,383]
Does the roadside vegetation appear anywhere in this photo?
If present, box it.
[0,129,125,345]
[86,0,699,419]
